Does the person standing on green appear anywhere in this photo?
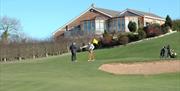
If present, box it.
[81,42,95,62]
[69,42,77,62]
[167,45,171,58]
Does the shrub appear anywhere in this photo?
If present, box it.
[172,19,180,31]
[144,23,162,37]
[118,33,129,45]
[138,28,146,40]
[128,21,137,32]
[127,33,139,42]
[100,30,113,47]
[101,35,113,47]
[161,24,170,34]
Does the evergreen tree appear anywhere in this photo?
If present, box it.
[128,21,137,32]
[165,15,172,28]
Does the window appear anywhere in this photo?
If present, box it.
[83,20,95,33]
[109,20,113,31]
[84,21,87,32]
[108,19,117,32]
[118,18,121,31]
[87,21,91,32]
[121,18,125,31]
[91,21,95,31]
[114,19,117,27]
[95,19,104,32]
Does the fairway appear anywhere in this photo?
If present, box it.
[0,32,180,91]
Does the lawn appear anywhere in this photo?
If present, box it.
[0,32,180,91]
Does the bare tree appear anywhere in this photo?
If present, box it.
[0,16,22,44]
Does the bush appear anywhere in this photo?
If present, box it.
[118,33,129,45]
[172,19,180,31]
[138,28,146,40]
[128,21,137,32]
[144,23,162,37]
[161,24,170,34]
[127,33,139,42]
[100,31,113,47]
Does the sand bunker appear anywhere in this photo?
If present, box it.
[99,60,180,75]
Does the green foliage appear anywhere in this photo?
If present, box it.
[101,30,113,46]
[138,28,146,40]
[128,21,137,32]
[172,19,180,31]
[161,24,170,34]
[1,30,9,44]
[127,33,139,42]
[144,23,162,37]
[1,30,9,39]
[165,15,173,28]
[118,33,129,45]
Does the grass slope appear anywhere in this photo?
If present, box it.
[0,32,180,91]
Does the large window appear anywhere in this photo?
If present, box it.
[83,20,95,32]
[84,21,87,31]
[121,18,125,31]
[95,19,104,32]
[113,19,117,31]
[87,21,91,32]
[109,18,118,32]
[118,18,121,31]
[109,18,125,32]
[109,20,113,32]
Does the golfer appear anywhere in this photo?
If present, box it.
[87,43,95,61]
[69,42,77,62]
[81,42,95,61]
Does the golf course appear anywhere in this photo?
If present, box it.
[0,32,180,91]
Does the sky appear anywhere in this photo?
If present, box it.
[1,0,180,39]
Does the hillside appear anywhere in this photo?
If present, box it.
[79,32,180,62]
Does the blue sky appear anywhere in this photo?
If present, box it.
[1,0,180,39]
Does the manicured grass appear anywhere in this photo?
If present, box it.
[80,32,180,62]
[0,32,180,91]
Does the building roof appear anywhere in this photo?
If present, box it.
[119,8,164,19]
[93,7,120,17]
[93,7,164,19]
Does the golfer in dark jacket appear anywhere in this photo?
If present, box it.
[69,42,77,62]
[160,46,166,58]
[167,45,171,58]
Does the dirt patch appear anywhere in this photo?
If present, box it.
[99,60,180,75]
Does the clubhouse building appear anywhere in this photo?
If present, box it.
[53,4,165,39]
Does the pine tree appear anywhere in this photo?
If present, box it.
[165,15,172,28]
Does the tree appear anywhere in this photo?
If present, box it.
[0,16,22,44]
[165,15,172,28]
[128,21,137,32]
[172,19,180,31]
